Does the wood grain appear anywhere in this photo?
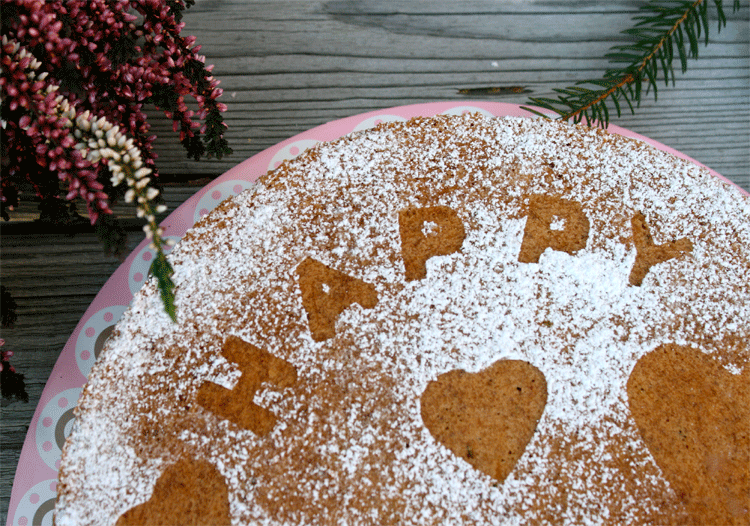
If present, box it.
[1,0,747,522]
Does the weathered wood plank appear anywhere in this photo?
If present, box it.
[1,233,145,523]
[138,0,748,188]
[1,0,747,522]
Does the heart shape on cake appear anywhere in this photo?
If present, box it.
[420,359,547,484]
[116,455,231,526]
[627,343,750,526]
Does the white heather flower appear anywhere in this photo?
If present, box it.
[134,168,150,179]
[77,116,91,131]
[6,37,175,271]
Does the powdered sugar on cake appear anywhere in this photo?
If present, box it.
[55,114,749,525]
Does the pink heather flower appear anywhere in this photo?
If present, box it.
[0,340,14,373]
[2,0,230,224]
[2,0,228,325]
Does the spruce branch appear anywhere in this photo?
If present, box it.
[523,0,742,127]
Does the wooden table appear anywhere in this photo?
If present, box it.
[1,1,748,522]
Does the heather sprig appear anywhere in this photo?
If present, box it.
[75,109,178,321]
[1,0,229,322]
[2,36,110,223]
[1,0,231,209]
[2,36,177,319]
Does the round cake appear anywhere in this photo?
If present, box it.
[55,113,749,525]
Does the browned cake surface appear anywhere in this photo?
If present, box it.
[628,343,750,526]
[55,114,749,525]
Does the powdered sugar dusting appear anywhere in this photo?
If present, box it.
[56,114,749,526]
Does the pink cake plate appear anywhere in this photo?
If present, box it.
[7,101,747,526]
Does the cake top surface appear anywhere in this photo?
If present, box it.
[56,114,749,526]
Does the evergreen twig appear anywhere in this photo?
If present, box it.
[523,0,742,127]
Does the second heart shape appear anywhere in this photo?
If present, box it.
[421,359,548,483]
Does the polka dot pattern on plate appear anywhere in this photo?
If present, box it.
[12,479,58,526]
[35,388,82,471]
[128,237,180,296]
[75,305,128,378]
[352,114,407,132]
[15,102,741,526]
[267,139,320,173]
[193,180,255,224]
[440,105,495,118]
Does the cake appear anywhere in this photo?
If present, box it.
[54,113,749,525]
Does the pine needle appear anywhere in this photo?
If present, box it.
[522,0,742,127]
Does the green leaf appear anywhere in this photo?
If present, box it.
[605,52,644,63]
[675,25,689,72]
[526,97,556,106]
[714,0,727,28]
[634,68,642,103]
[643,60,658,100]
[619,86,636,115]
[656,47,673,85]
[699,1,711,44]
[520,106,557,119]
[665,27,675,63]
[684,12,700,57]
[150,251,177,322]
[610,90,622,117]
